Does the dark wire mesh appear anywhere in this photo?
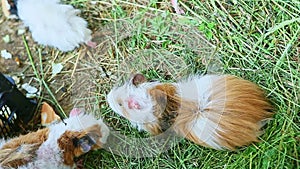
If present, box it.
[0,72,37,138]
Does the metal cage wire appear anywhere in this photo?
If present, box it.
[0,72,37,138]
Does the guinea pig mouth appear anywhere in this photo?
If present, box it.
[127,97,141,109]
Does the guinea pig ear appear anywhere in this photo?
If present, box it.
[132,73,147,86]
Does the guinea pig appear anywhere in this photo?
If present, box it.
[107,73,273,150]
[0,113,109,168]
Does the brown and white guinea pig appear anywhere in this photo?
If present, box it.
[107,73,273,150]
[1,0,96,51]
[0,113,109,169]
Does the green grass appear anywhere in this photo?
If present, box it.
[16,0,300,168]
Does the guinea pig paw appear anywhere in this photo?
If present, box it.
[86,40,97,48]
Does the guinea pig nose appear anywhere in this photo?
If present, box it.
[127,97,141,109]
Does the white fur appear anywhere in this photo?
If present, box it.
[17,0,92,52]
[176,75,226,149]
[189,116,222,149]
[0,114,109,169]
[176,75,218,107]
[107,79,159,131]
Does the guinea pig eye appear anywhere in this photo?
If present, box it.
[118,102,122,106]
[116,99,123,107]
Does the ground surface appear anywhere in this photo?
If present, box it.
[0,0,299,169]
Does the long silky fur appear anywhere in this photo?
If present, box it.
[108,74,273,150]
[147,83,211,147]
[153,75,273,150]
[210,76,273,149]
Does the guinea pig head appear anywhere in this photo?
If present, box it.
[107,74,160,127]
[57,124,106,166]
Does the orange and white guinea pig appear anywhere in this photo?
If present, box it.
[0,113,109,169]
[107,73,273,150]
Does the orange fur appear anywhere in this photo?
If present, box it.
[147,84,180,134]
[57,130,84,166]
[184,76,271,149]
[0,144,40,168]
[41,102,61,126]
[146,75,273,150]
[83,124,104,149]
[173,100,210,147]
[108,74,273,150]
[0,114,108,168]
[0,128,49,167]
[147,84,210,147]
[57,124,103,166]
[211,76,273,150]
[2,128,49,149]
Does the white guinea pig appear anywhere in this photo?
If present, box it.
[107,73,273,150]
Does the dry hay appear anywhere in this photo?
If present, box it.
[1,0,221,119]
[67,10,219,117]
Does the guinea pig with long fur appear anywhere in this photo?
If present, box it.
[107,73,273,150]
[0,113,109,168]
